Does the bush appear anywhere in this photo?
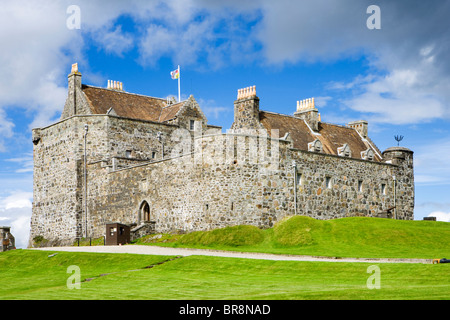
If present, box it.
[32,235,49,248]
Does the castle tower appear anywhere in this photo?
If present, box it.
[231,86,264,131]
[382,147,415,220]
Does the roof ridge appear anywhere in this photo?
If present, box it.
[260,110,303,120]
[320,121,353,130]
[161,101,185,109]
[82,84,168,101]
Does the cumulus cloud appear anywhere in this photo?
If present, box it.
[91,25,134,57]
[0,0,81,147]
[256,0,450,125]
[0,191,33,249]
[414,138,450,186]
[0,191,33,210]
[427,212,450,223]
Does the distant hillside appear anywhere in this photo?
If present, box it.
[135,216,450,259]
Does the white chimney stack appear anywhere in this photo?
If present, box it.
[107,80,124,91]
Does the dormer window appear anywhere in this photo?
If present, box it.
[361,148,374,161]
[337,143,352,157]
[308,139,323,153]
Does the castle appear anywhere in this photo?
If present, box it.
[29,64,414,247]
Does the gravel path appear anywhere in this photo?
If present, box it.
[31,245,432,264]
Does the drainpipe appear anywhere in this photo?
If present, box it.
[84,124,89,238]
[393,175,397,219]
[292,160,297,215]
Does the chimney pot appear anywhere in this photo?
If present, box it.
[71,63,79,74]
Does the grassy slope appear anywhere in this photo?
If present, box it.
[1,250,450,300]
[0,250,175,300]
[134,216,450,259]
[2,217,449,300]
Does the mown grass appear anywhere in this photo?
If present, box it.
[0,250,175,300]
[1,250,449,300]
[2,217,449,300]
[134,216,450,259]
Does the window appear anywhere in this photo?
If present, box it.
[140,201,150,222]
[190,120,195,131]
[308,139,323,153]
[151,151,156,159]
[296,173,302,186]
[125,150,132,158]
[381,183,386,195]
[325,176,332,189]
[358,180,363,192]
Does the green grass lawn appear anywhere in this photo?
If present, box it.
[1,250,449,300]
[2,216,450,300]
[134,216,450,259]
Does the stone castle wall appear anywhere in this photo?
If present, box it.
[30,116,414,246]
[79,132,413,241]
[30,114,194,246]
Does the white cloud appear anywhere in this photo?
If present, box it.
[427,212,450,223]
[0,191,33,249]
[92,25,134,57]
[414,138,450,186]
[0,1,83,149]
[6,153,34,173]
[255,0,450,125]
[314,96,332,108]
[0,191,33,210]
[197,98,230,120]
[0,207,31,249]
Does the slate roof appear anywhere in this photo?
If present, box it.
[259,111,382,162]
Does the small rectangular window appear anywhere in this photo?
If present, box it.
[190,120,195,131]
[151,151,156,159]
[358,180,363,192]
[296,173,302,186]
[326,176,332,189]
[381,183,386,195]
[125,150,132,158]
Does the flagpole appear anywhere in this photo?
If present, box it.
[178,65,181,102]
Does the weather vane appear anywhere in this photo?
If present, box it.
[394,135,404,146]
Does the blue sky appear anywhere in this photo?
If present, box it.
[1,0,450,248]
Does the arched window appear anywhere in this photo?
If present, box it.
[140,201,150,223]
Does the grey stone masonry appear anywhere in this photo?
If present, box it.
[1,227,15,252]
